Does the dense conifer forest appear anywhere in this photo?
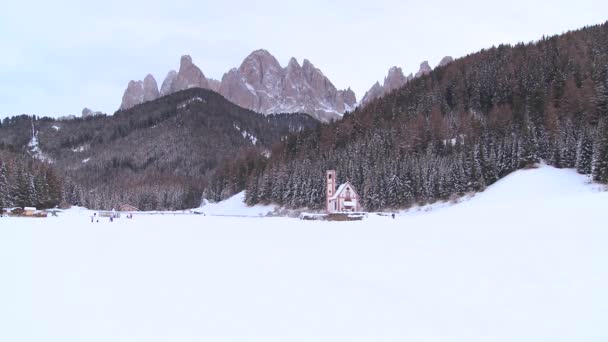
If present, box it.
[219,22,608,210]
[0,150,64,211]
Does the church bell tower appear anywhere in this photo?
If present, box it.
[326,170,336,212]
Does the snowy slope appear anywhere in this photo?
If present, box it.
[402,164,604,216]
[462,163,601,205]
[1,165,607,341]
[200,191,277,216]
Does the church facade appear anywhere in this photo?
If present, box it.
[326,170,361,213]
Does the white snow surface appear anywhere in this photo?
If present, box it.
[1,165,608,341]
[27,130,53,163]
[177,96,204,109]
[402,163,604,216]
[71,145,88,153]
[240,130,258,145]
[200,191,276,216]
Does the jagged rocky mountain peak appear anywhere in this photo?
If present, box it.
[181,54,192,64]
[439,56,454,67]
[360,81,385,106]
[302,58,313,67]
[384,66,407,92]
[120,80,144,110]
[288,57,300,67]
[221,50,355,121]
[143,74,160,102]
[173,55,208,92]
[342,87,356,104]
[240,49,282,71]
[160,70,177,96]
[81,107,103,117]
[415,61,432,78]
[118,49,356,121]
[361,55,452,107]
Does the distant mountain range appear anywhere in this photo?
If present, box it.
[120,50,356,121]
[119,49,452,121]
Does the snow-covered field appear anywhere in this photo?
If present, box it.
[1,165,608,341]
[199,191,277,216]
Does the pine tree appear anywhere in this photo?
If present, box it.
[518,120,539,167]
[34,170,49,208]
[13,168,30,208]
[594,66,608,120]
[386,172,403,208]
[244,173,260,206]
[0,161,11,210]
[66,182,82,206]
[593,120,608,183]
[576,129,593,174]
[559,122,577,168]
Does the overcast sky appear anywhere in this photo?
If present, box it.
[1,0,606,119]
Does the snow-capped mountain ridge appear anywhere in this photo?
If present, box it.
[120,49,356,122]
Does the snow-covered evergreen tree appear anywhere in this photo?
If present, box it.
[0,161,11,209]
[593,120,608,183]
[576,129,593,175]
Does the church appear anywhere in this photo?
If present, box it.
[326,170,361,213]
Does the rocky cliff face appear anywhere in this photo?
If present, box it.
[81,108,103,118]
[120,80,144,110]
[171,55,209,93]
[414,61,432,78]
[438,56,454,67]
[160,70,177,97]
[384,66,407,93]
[120,56,208,110]
[119,50,356,121]
[121,74,160,109]
[361,65,410,106]
[208,78,221,92]
[360,82,384,106]
[143,74,159,102]
[219,50,355,121]
[337,88,356,113]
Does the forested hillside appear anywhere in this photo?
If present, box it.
[220,21,608,210]
[0,150,65,211]
[0,89,319,210]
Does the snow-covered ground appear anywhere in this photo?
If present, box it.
[199,191,277,216]
[1,165,608,341]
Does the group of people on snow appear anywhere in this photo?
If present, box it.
[90,211,135,223]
